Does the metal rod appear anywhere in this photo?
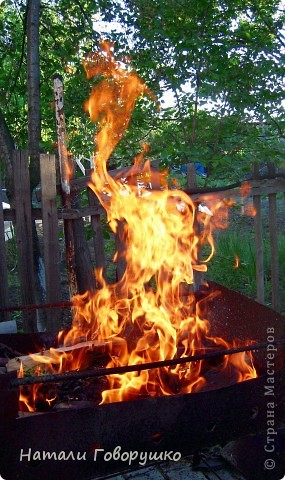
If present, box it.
[10,338,285,388]
[0,300,73,313]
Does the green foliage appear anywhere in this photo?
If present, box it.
[207,225,285,313]
[206,229,257,297]
[108,0,285,177]
[0,0,101,156]
[0,0,284,182]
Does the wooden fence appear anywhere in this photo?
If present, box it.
[0,151,284,333]
[0,151,120,332]
[191,164,285,312]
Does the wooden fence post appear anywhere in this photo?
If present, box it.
[87,178,106,283]
[267,162,280,312]
[0,171,10,322]
[115,220,126,282]
[68,163,96,294]
[72,210,96,294]
[40,154,62,331]
[268,193,280,311]
[54,74,78,299]
[186,162,202,290]
[13,150,37,332]
[253,163,265,304]
[186,162,197,191]
[54,76,96,297]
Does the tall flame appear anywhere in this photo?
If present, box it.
[19,41,256,411]
[70,41,256,403]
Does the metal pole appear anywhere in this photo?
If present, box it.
[10,338,285,388]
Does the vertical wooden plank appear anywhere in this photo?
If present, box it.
[253,163,264,304]
[186,162,197,190]
[280,164,285,233]
[268,193,280,311]
[53,75,72,196]
[0,172,10,322]
[63,212,78,298]
[187,163,201,291]
[54,75,78,299]
[267,162,280,312]
[40,154,62,331]
[54,78,96,297]
[13,150,37,332]
[115,220,126,282]
[72,215,96,293]
[87,184,106,282]
[68,167,96,295]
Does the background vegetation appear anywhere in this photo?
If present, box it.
[0,0,284,313]
[1,0,284,176]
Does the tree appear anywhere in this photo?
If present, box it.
[0,0,100,181]
[103,0,285,180]
[0,0,284,187]
[0,0,103,318]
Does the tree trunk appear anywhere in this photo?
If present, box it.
[27,0,47,329]
[27,0,41,192]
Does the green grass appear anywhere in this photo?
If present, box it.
[206,230,285,314]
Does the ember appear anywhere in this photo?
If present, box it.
[16,41,257,411]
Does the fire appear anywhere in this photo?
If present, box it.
[18,41,257,411]
[18,362,33,412]
[240,181,256,217]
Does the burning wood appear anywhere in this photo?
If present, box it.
[6,339,113,374]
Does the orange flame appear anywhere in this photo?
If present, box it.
[244,202,257,217]
[19,42,257,411]
[240,181,256,217]
[18,362,35,412]
[240,181,251,198]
